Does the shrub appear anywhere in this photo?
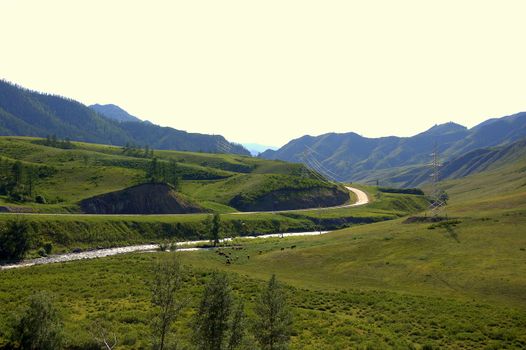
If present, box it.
[37,247,47,257]
[43,242,53,255]
[0,219,31,261]
[12,291,64,350]
[378,187,425,195]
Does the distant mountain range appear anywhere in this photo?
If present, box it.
[241,143,279,156]
[0,80,250,155]
[260,113,526,187]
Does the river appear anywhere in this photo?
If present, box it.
[0,230,329,270]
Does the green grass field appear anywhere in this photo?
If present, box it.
[0,139,524,349]
[0,189,426,257]
[0,208,524,348]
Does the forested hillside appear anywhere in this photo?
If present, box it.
[0,80,249,155]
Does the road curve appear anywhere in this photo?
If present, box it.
[0,186,369,217]
[231,185,369,215]
[0,187,370,270]
[345,186,369,207]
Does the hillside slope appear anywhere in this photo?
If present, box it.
[80,183,205,214]
[89,104,142,123]
[362,137,526,187]
[0,137,349,213]
[261,113,526,184]
[0,80,249,155]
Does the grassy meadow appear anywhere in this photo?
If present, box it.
[0,187,426,257]
[0,138,525,349]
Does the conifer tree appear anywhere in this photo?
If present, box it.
[254,275,293,350]
[193,272,233,350]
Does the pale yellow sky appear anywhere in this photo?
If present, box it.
[1,0,525,147]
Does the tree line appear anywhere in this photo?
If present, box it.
[145,158,181,189]
[0,157,54,202]
[41,135,75,149]
[122,143,154,158]
[5,254,293,350]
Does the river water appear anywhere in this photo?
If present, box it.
[0,230,328,270]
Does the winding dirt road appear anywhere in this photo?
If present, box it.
[345,186,369,207]
[0,186,369,217]
[232,185,370,215]
[0,186,369,270]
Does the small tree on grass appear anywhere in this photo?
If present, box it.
[254,275,293,350]
[193,272,234,350]
[12,291,63,350]
[227,299,247,350]
[0,218,31,261]
[150,253,185,350]
[211,214,221,247]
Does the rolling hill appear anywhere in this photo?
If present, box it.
[0,80,249,155]
[0,136,349,214]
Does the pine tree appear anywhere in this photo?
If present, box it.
[211,214,221,247]
[193,272,233,350]
[147,158,160,182]
[168,160,180,189]
[150,253,184,350]
[11,161,24,189]
[26,167,34,196]
[254,275,293,350]
[144,145,150,158]
[227,300,246,350]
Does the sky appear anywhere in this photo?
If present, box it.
[1,1,526,147]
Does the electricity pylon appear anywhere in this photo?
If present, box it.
[428,145,446,216]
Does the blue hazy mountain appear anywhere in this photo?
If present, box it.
[241,143,279,156]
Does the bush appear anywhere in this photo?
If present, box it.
[12,291,64,350]
[37,247,47,257]
[35,195,47,204]
[378,187,424,195]
[43,242,53,255]
[0,219,31,261]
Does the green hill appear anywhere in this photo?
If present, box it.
[0,136,349,214]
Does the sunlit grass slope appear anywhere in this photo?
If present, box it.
[0,136,347,213]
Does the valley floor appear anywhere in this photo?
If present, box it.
[1,163,525,349]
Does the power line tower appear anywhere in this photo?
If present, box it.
[428,145,446,217]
